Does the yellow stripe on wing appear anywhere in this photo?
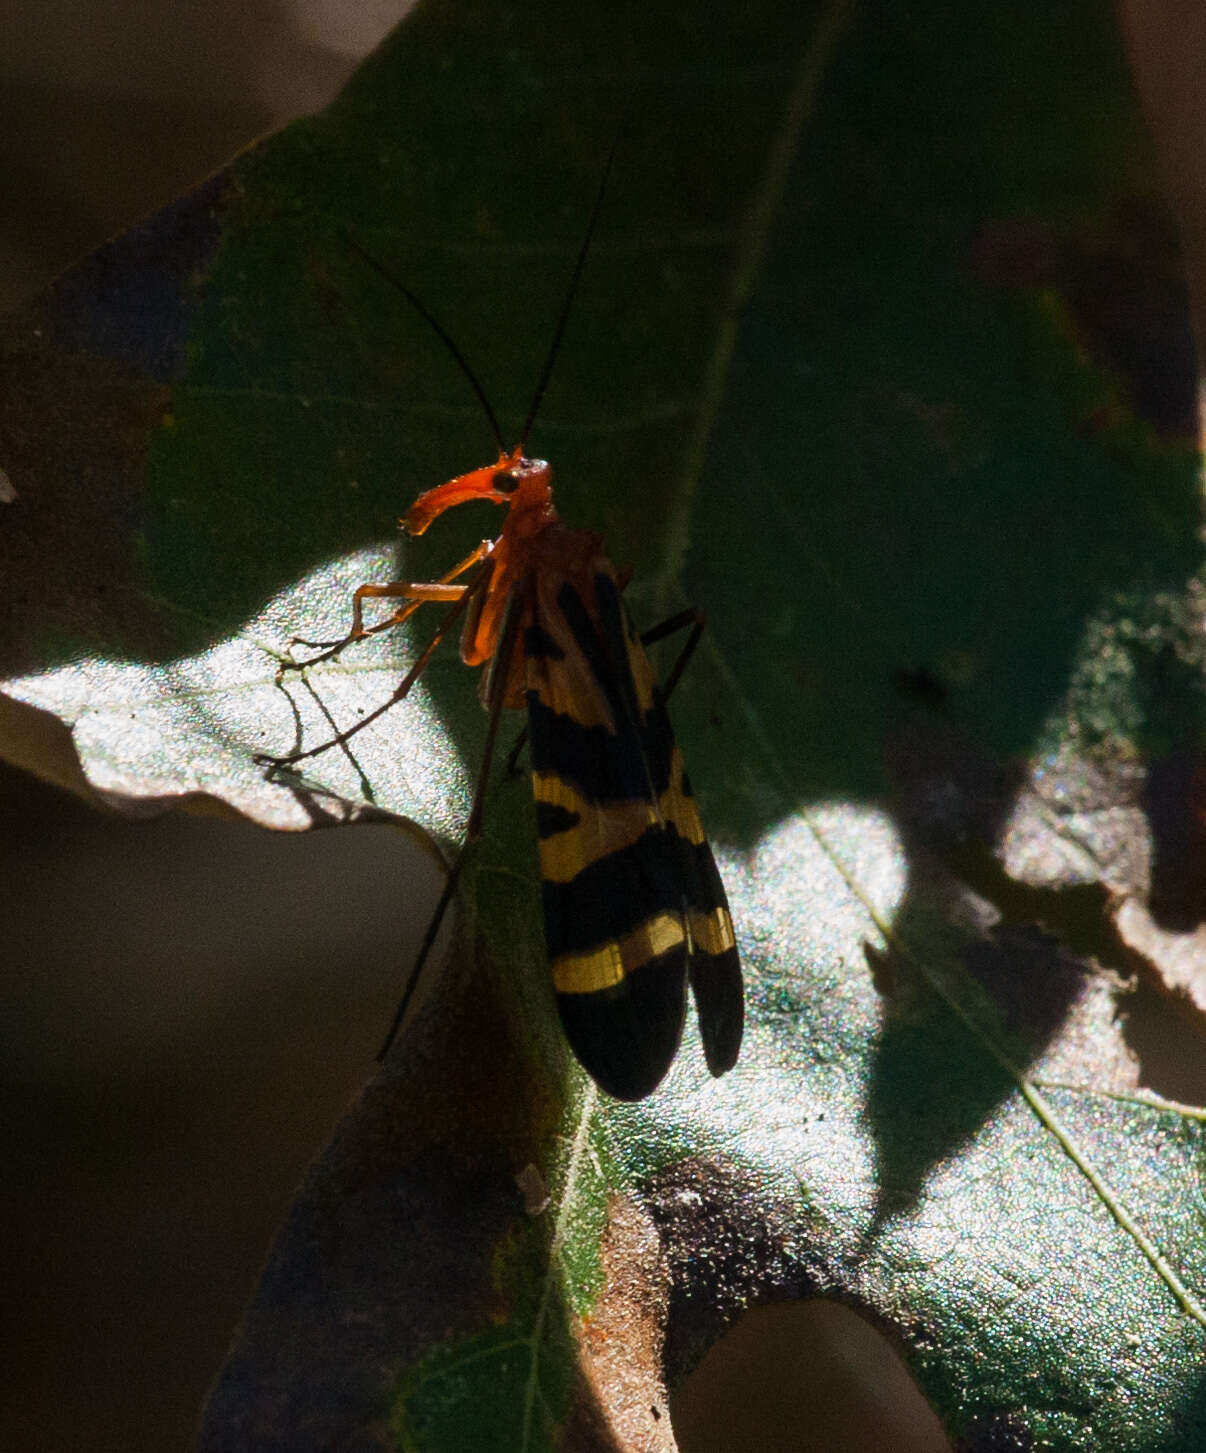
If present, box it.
[552,911,687,995]
[687,903,737,957]
[532,747,706,884]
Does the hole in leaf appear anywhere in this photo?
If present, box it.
[670,1300,952,1453]
[1121,974,1206,1106]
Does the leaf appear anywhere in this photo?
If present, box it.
[3,0,1206,1449]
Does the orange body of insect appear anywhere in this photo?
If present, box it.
[390,442,743,1100]
[267,153,743,1098]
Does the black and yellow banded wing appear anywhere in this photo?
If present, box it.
[522,559,743,1100]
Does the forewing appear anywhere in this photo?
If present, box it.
[524,560,740,1098]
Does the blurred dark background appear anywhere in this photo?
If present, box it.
[0,6,440,1449]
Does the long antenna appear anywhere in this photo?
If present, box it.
[518,134,622,450]
[343,230,506,455]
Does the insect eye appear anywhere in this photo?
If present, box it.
[492,470,520,493]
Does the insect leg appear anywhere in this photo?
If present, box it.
[377,587,527,1061]
[289,540,493,663]
[640,607,705,703]
[502,726,529,780]
[258,568,488,769]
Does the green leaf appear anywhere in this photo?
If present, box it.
[3,1,1205,1449]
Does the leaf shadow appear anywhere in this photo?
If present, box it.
[691,173,1206,1234]
[861,922,1094,1238]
